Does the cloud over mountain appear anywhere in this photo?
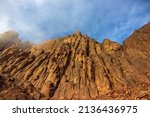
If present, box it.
[0,0,150,43]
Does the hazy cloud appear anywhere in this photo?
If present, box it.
[0,0,150,43]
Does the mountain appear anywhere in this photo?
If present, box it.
[0,23,150,100]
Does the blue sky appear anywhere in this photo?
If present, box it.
[0,0,150,43]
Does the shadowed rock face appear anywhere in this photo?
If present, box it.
[0,23,150,100]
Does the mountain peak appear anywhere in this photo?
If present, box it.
[0,22,150,100]
[123,22,150,58]
[74,31,82,36]
[0,30,19,38]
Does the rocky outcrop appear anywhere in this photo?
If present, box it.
[0,23,150,100]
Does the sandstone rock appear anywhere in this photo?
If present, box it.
[0,22,150,100]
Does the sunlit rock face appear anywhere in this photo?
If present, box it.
[0,23,150,100]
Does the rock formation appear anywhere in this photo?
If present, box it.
[0,23,150,100]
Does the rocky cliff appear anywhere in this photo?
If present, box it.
[0,23,150,100]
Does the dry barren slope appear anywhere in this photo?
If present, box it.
[0,23,150,100]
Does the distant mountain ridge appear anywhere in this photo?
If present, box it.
[0,22,150,100]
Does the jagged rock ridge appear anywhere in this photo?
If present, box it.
[0,23,150,100]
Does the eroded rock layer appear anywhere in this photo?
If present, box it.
[0,23,150,100]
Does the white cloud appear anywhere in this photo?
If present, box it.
[0,16,10,33]
[0,0,149,43]
[34,0,48,6]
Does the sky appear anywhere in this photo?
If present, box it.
[0,0,150,43]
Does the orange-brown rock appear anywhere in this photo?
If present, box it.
[0,23,150,100]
